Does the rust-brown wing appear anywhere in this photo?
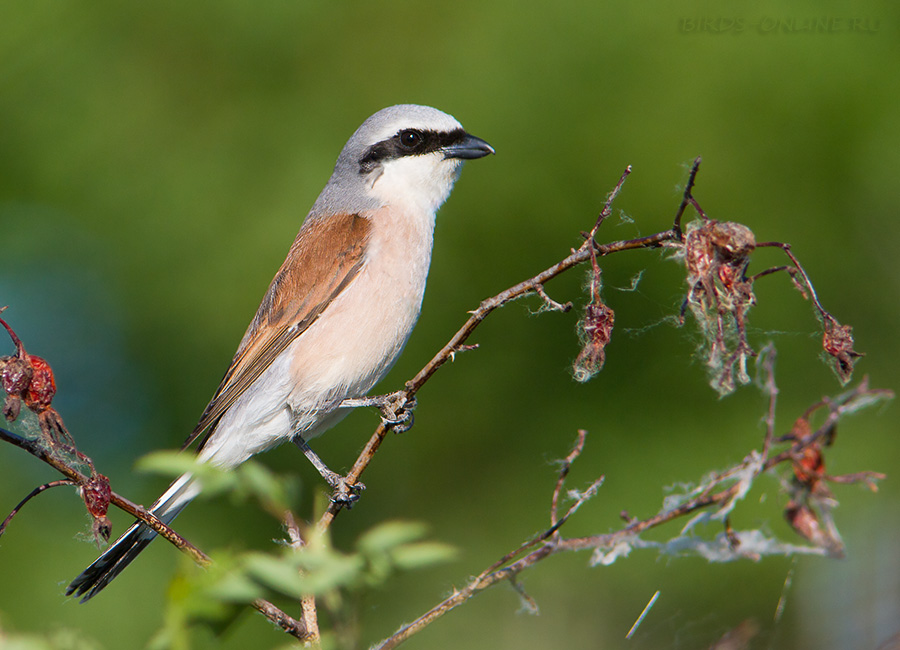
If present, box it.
[183,213,372,450]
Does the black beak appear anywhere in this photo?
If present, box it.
[442,133,495,160]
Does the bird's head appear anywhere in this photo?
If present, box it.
[317,105,494,217]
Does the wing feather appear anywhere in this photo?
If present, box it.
[182,213,371,450]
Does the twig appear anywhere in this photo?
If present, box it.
[252,598,309,639]
[0,425,207,563]
[550,429,587,527]
[755,243,828,318]
[0,479,74,538]
[0,425,309,640]
[673,157,702,235]
[284,510,320,643]
[373,432,601,650]
[757,344,779,460]
[372,538,556,650]
[589,164,632,237]
[534,283,572,313]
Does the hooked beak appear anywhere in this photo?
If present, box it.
[442,133,495,160]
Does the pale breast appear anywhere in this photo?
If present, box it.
[286,204,436,425]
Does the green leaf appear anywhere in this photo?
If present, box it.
[356,521,429,556]
[390,541,458,570]
[243,550,365,597]
[135,451,238,498]
[241,553,309,600]
[135,450,201,477]
[236,461,293,513]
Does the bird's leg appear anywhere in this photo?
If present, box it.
[339,390,417,433]
[292,434,364,506]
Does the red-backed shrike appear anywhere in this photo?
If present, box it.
[67,104,494,601]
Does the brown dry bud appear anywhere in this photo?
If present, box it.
[573,300,615,383]
[82,473,112,519]
[1,355,34,396]
[708,221,756,262]
[92,516,112,545]
[2,394,21,422]
[682,220,758,395]
[793,444,825,488]
[23,354,56,412]
[37,408,74,446]
[822,319,863,384]
[685,220,756,283]
[710,619,760,650]
[789,415,812,442]
[784,499,843,556]
[784,500,824,545]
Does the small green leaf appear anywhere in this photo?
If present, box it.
[209,571,265,604]
[242,550,365,597]
[237,461,292,513]
[356,521,428,556]
[390,542,458,570]
[135,450,201,477]
[241,553,309,599]
[136,451,238,498]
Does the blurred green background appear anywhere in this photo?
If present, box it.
[1,1,898,648]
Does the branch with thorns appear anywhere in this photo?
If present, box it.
[0,159,876,645]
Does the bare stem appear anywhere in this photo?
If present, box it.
[0,479,74,538]
[673,156,702,235]
[755,242,832,323]
[0,425,310,640]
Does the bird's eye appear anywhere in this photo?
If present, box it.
[398,130,422,149]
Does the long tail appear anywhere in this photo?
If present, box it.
[66,473,198,602]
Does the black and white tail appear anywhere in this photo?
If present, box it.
[66,473,198,602]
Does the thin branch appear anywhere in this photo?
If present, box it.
[673,156,702,235]
[550,429,587,527]
[252,599,309,639]
[534,283,572,313]
[284,510,320,643]
[0,425,310,640]
[372,538,556,650]
[373,433,601,650]
[757,344,779,460]
[0,425,207,563]
[755,242,831,321]
[0,479,74,538]
[589,164,632,237]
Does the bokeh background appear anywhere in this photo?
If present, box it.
[1,1,898,649]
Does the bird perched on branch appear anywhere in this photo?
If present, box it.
[67,104,494,602]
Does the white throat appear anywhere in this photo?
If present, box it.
[368,153,463,216]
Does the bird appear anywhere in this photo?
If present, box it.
[66,104,494,602]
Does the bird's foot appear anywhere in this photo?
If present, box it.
[340,391,417,433]
[293,435,365,507]
[323,470,366,507]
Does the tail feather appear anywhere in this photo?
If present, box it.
[66,473,198,602]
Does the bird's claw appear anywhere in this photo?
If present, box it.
[324,471,366,508]
[339,391,417,433]
[378,392,417,433]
